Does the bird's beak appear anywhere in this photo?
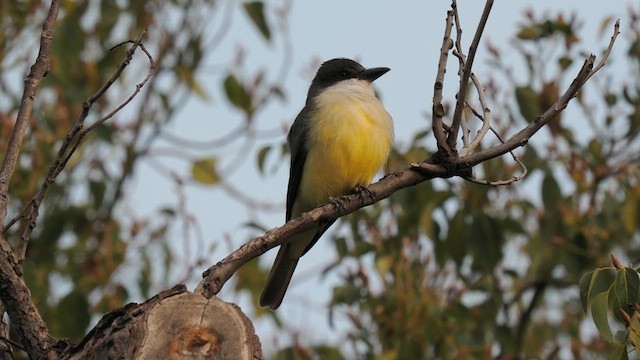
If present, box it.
[358,67,390,82]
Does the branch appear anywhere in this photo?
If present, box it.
[514,280,548,355]
[196,163,448,298]
[451,20,619,174]
[462,102,528,186]
[196,18,620,299]
[458,55,597,168]
[586,19,620,83]
[0,1,61,358]
[0,237,57,358]
[0,0,61,226]
[432,8,455,158]
[447,0,494,152]
[456,65,491,157]
[6,30,155,262]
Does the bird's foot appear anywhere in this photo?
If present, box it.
[351,185,376,201]
[329,196,349,214]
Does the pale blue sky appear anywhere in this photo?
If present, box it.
[121,1,633,356]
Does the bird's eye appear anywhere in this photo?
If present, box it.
[340,71,350,78]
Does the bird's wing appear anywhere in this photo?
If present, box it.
[285,106,311,221]
[286,103,337,256]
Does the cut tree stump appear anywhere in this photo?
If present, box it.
[63,285,261,359]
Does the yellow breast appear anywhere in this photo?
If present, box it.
[293,79,394,216]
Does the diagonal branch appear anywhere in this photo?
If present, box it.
[0,0,61,227]
[0,237,57,359]
[0,1,61,358]
[458,55,598,168]
[196,163,448,298]
[10,31,155,262]
[196,18,620,300]
[462,102,528,186]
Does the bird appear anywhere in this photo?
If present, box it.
[259,58,394,310]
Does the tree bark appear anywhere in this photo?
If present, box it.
[63,285,261,360]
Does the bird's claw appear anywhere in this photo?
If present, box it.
[329,196,348,213]
[352,185,375,201]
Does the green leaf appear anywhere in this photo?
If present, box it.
[558,56,573,70]
[334,236,348,258]
[331,284,362,306]
[630,312,640,349]
[243,1,271,42]
[375,255,393,275]
[608,344,629,360]
[516,26,539,41]
[587,268,616,302]
[622,189,639,234]
[256,145,271,174]
[580,270,594,313]
[515,85,539,121]
[592,289,614,343]
[191,158,219,185]
[89,180,106,207]
[542,173,562,210]
[615,267,640,307]
[223,74,252,113]
[139,253,152,298]
[311,345,346,360]
[376,350,399,360]
[442,210,467,267]
[53,290,91,341]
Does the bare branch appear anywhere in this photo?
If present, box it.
[432,8,456,158]
[585,19,620,83]
[0,1,61,357]
[196,163,448,298]
[457,61,491,157]
[457,18,620,169]
[12,30,154,261]
[451,1,469,150]
[0,238,57,358]
[459,55,594,168]
[197,17,620,298]
[447,0,493,151]
[0,0,61,226]
[462,102,528,186]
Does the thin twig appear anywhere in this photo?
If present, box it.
[432,8,456,158]
[455,57,492,157]
[451,1,471,149]
[447,0,494,152]
[12,30,154,262]
[463,102,528,186]
[459,54,610,168]
[585,19,620,83]
[448,0,497,170]
[0,1,61,358]
[0,0,61,227]
[196,18,620,299]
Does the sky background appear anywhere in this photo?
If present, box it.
[114,1,634,356]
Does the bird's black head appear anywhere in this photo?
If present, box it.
[308,58,390,97]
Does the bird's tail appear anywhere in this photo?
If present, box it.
[259,243,299,310]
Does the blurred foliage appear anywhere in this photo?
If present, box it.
[299,9,639,360]
[579,257,640,357]
[1,0,288,345]
[245,8,639,360]
[3,1,640,360]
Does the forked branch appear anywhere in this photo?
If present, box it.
[197,3,619,299]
